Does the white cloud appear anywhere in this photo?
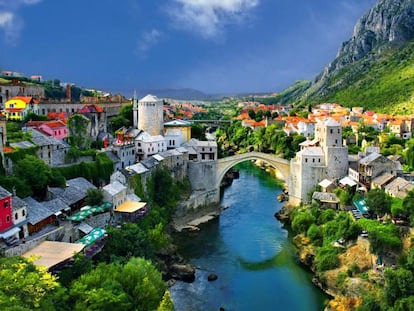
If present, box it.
[136,29,163,56]
[0,0,43,46]
[168,0,259,39]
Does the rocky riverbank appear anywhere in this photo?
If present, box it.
[275,204,383,311]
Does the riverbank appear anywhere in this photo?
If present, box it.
[276,204,385,311]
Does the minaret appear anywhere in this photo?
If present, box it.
[132,90,138,129]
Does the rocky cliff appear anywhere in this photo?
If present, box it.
[294,0,414,112]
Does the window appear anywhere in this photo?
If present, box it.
[305,158,308,163]
[6,215,10,223]
[15,212,18,220]
[22,210,25,217]
[330,129,333,134]
[4,201,9,208]
[312,158,315,163]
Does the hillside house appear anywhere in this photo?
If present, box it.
[358,152,399,188]
[4,96,39,121]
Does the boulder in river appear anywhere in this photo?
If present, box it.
[208,273,218,281]
[170,264,196,282]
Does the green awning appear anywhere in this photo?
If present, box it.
[76,228,107,246]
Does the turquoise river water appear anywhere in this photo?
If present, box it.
[170,162,327,311]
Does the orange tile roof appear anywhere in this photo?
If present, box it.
[7,108,23,112]
[3,146,14,153]
[44,121,66,128]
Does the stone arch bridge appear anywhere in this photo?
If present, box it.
[216,152,290,188]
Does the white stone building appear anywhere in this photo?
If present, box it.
[135,131,166,160]
[289,118,349,205]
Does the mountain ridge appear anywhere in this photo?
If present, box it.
[283,0,414,113]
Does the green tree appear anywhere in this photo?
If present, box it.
[191,123,206,140]
[85,188,104,206]
[384,268,414,306]
[0,256,61,310]
[14,155,52,198]
[307,224,323,246]
[366,188,392,217]
[23,112,48,123]
[247,109,256,119]
[67,114,91,150]
[70,258,167,311]
[157,291,174,311]
[405,139,414,169]
[291,210,316,234]
[403,189,414,220]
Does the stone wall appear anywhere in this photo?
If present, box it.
[187,161,217,192]
[173,188,220,225]
[5,226,64,257]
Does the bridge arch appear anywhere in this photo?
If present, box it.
[216,152,290,188]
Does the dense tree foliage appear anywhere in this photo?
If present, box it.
[67,114,91,151]
[0,257,61,310]
[358,219,402,255]
[216,121,304,159]
[109,104,132,132]
[366,188,392,217]
[69,258,171,311]
[13,155,65,198]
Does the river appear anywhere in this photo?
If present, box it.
[170,162,327,311]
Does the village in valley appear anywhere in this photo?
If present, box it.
[1,69,414,309]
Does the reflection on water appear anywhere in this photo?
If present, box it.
[171,162,327,311]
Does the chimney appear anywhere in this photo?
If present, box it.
[66,84,71,101]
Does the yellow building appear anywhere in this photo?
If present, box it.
[4,96,39,121]
[163,119,192,149]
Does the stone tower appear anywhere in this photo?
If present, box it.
[138,94,163,136]
[288,118,348,205]
[315,118,348,179]
[132,90,138,129]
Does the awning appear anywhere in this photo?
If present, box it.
[23,241,84,269]
[115,201,147,213]
[76,228,107,246]
[0,226,21,239]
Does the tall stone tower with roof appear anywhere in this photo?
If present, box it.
[137,94,164,136]
[289,118,348,205]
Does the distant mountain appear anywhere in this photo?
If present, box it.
[135,88,217,101]
[282,0,414,113]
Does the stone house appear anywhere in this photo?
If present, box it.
[135,131,167,161]
[102,181,127,209]
[23,197,56,235]
[0,82,44,107]
[384,177,414,199]
[182,138,217,161]
[358,152,399,188]
[48,177,97,211]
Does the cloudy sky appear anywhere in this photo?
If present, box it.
[0,0,377,95]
